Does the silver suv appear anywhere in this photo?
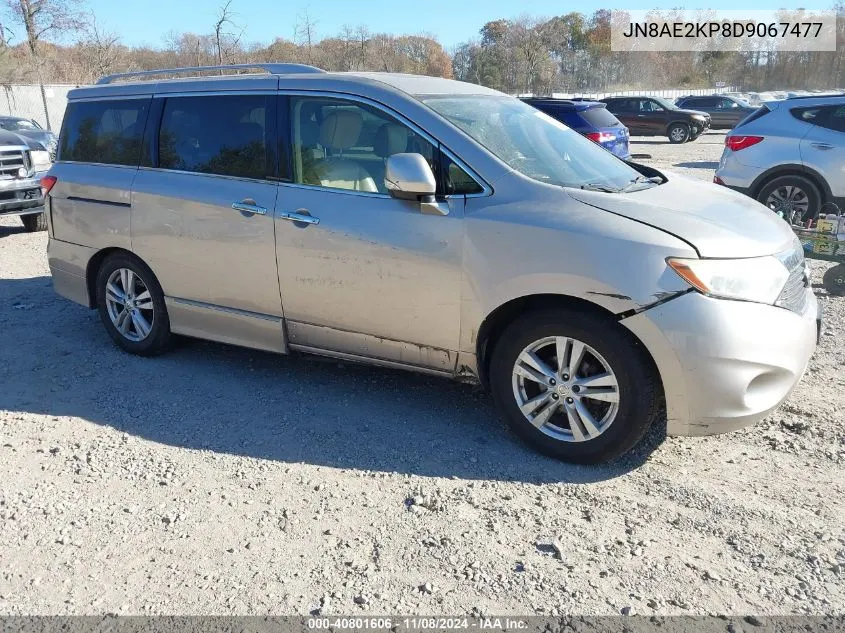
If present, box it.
[715,95,845,220]
[46,64,819,464]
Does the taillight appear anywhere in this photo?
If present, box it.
[725,135,764,151]
[40,175,57,197]
[586,132,616,143]
[713,176,725,185]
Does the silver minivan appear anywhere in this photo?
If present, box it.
[45,64,820,464]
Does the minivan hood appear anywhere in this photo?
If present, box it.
[567,173,796,258]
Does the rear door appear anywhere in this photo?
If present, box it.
[800,104,845,200]
[605,99,639,132]
[131,90,284,352]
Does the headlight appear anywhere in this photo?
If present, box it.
[667,256,790,304]
[30,150,51,169]
[692,115,706,121]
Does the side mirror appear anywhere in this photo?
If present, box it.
[385,153,436,200]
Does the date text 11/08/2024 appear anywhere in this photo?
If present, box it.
[307,617,530,630]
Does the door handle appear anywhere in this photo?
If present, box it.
[810,142,834,150]
[279,210,320,225]
[232,200,267,215]
[636,114,646,117]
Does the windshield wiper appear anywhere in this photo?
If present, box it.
[580,182,622,193]
[621,175,664,192]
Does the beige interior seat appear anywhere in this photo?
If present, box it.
[372,123,410,193]
[312,111,378,192]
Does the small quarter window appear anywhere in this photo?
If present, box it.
[59,98,149,166]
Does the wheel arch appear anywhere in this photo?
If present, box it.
[85,247,142,308]
[474,293,658,390]
[664,119,691,134]
[749,164,832,202]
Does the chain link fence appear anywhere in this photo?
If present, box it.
[0,84,78,131]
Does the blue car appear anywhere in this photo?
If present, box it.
[521,98,631,160]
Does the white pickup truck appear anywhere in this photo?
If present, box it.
[0,128,52,231]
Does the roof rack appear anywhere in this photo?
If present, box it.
[96,63,326,85]
[781,93,845,101]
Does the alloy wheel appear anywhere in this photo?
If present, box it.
[765,185,809,219]
[105,268,155,342]
[511,336,620,442]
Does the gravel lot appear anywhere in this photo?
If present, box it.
[1,132,843,617]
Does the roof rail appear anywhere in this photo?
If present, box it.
[96,63,326,85]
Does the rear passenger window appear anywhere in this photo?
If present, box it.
[59,98,149,166]
[815,106,845,133]
[158,95,272,180]
[791,107,822,123]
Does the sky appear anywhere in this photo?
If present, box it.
[86,0,834,49]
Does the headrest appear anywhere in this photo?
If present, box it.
[319,110,363,150]
[374,123,409,158]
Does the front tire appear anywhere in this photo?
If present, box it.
[20,213,46,232]
[667,123,690,144]
[95,253,171,356]
[489,309,661,464]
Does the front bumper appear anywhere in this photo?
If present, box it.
[622,290,818,436]
[0,174,45,216]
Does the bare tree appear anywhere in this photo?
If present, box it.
[213,0,242,67]
[79,12,120,81]
[295,7,317,64]
[5,0,83,129]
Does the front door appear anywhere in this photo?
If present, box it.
[132,92,284,352]
[638,99,667,134]
[274,94,465,372]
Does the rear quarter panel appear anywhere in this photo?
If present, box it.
[48,162,135,251]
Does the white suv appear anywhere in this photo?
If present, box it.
[714,95,845,221]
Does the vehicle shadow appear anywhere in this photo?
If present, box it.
[674,161,719,170]
[0,222,26,238]
[0,275,666,484]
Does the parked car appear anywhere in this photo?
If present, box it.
[0,116,58,160]
[600,96,710,143]
[520,98,630,159]
[714,95,845,221]
[45,64,818,464]
[0,128,52,231]
[674,95,757,129]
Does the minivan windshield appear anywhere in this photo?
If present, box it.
[422,95,644,191]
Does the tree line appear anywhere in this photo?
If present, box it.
[1,0,843,127]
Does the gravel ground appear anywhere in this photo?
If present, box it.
[1,133,843,617]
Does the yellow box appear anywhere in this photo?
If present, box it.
[817,218,837,233]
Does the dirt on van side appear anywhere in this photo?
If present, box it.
[0,131,843,617]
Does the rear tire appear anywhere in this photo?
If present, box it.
[20,213,46,232]
[823,263,845,296]
[489,309,662,464]
[756,175,821,224]
[95,253,171,356]
[667,123,690,144]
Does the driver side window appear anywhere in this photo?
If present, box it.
[289,96,436,195]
